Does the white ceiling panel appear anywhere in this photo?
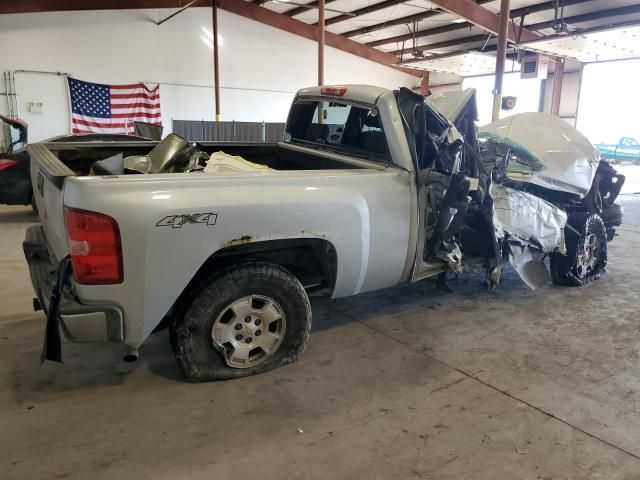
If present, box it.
[523,24,640,62]
[405,51,510,76]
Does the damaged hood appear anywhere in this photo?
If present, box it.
[479,113,600,197]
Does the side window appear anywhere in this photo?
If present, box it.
[621,138,638,147]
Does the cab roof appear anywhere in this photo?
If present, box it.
[296,85,392,105]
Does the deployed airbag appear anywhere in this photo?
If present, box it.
[204,151,272,174]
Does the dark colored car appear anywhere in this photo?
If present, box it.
[0,115,31,207]
[0,115,150,209]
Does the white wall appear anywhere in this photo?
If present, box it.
[576,59,640,144]
[0,7,416,144]
[463,72,543,126]
[541,69,582,127]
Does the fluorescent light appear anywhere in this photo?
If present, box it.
[451,18,466,24]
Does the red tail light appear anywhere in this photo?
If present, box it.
[321,87,347,96]
[0,159,18,170]
[64,207,123,285]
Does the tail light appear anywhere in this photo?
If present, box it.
[64,207,123,284]
[321,87,347,96]
[0,159,18,170]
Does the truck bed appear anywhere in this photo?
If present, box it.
[41,140,369,178]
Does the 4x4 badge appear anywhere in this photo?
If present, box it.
[156,213,218,229]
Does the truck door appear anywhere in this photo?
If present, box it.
[396,88,471,281]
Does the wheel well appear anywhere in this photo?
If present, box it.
[155,238,337,333]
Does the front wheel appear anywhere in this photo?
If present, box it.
[170,262,312,382]
[550,213,608,286]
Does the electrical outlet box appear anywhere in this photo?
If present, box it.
[27,102,44,113]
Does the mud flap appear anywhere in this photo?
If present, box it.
[41,256,71,364]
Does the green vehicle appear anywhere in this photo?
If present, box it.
[595,137,640,164]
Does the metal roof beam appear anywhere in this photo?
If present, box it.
[526,4,640,32]
[343,0,492,38]
[284,0,338,17]
[316,0,407,27]
[391,2,639,57]
[366,0,592,47]
[0,0,210,14]
[214,0,421,76]
[422,0,539,42]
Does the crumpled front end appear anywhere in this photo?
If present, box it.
[479,113,600,197]
[491,184,568,289]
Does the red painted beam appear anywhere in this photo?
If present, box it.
[423,0,540,43]
[215,0,421,77]
[0,0,209,14]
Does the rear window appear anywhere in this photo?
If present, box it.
[285,100,390,163]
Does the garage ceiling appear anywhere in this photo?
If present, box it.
[2,0,640,73]
[251,0,640,70]
[409,50,518,75]
[522,22,640,63]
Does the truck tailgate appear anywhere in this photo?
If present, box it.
[28,143,75,260]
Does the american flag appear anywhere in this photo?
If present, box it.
[68,77,161,135]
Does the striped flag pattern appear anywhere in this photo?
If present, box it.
[68,77,161,135]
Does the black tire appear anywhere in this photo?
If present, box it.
[170,262,311,382]
[550,213,608,286]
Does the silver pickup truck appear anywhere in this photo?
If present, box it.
[24,85,625,381]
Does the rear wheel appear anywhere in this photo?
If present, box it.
[170,262,311,381]
[550,213,607,286]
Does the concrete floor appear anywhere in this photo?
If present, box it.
[2,191,640,479]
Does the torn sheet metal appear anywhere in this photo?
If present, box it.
[491,184,567,253]
[491,185,568,289]
[507,239,551,289]
[427,88,477,126]
[479,113,600,197]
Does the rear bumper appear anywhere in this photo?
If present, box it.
[23,225,124,343]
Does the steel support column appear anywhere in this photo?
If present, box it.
[420,72,430,96]
[492,0,511,121]
[551,57,565,117]
[212,0,221,121]
[318,0,325,86]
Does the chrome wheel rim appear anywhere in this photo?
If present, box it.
[211,295,286,368]
[576,233,598,278]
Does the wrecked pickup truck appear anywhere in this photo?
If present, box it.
[24,85,624,381]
